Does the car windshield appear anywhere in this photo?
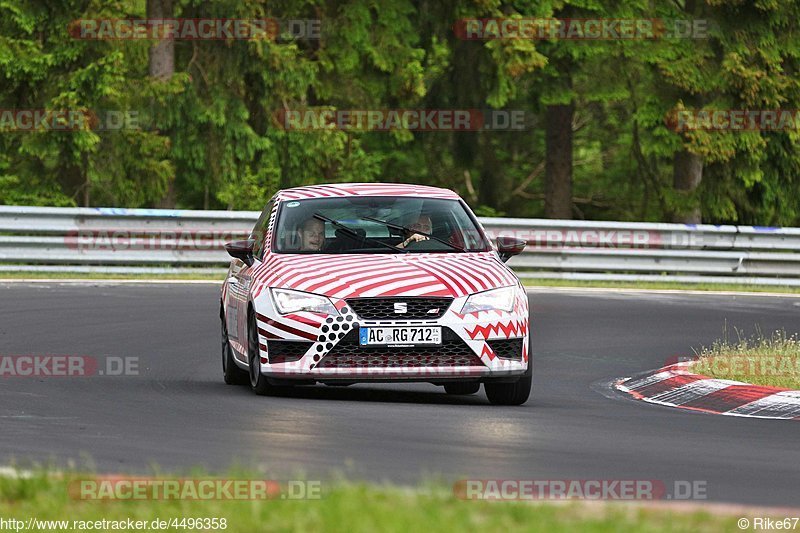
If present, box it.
[273,196,490,254]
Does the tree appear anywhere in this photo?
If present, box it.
[633,0,800,223]
[0,0,173,207]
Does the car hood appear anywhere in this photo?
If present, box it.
[252,251,518,300]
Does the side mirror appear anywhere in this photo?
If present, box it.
[496,236,526,263]
[225,239,255,267]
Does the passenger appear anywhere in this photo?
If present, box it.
[298,217,325,251]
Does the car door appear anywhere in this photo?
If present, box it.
[225,200,273,357]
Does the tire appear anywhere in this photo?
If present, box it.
[247,311,273,396]
[444,382,480,395]
[221,317,248,385]
[485,357,532,406]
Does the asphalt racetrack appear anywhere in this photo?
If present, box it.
[1,282,799,507]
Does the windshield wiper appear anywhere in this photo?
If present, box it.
[359,216,466,252]
[313,213,408,253]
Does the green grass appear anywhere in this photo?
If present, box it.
[0,471,747,532]
[689,330,800,388]
[523,278,800,294]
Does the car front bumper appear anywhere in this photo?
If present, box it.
[252,291,530,383]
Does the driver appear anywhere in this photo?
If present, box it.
[397,214,432,249]
[298,217,325,251]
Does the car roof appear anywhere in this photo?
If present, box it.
[275,183,461,201]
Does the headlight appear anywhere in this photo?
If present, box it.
[270,288,338,315]
[460,286,516,314]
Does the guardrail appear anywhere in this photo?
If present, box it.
[1,205,799,285]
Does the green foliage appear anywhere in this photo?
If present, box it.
[0,0,798,225]
[0,468,744,533]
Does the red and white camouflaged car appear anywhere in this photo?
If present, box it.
[220,183,531,405]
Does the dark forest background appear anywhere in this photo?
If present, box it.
[1,0,799,224]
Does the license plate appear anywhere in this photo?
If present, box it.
[359,326,441,346]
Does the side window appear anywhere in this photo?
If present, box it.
[251,201,274,260]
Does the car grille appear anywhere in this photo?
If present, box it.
[487,338,524,360]
[267,340,312,364]
[345,297,453,320]
[316,328,484,369]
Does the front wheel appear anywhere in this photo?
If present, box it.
[222,318,248,385]
[484,362,532,406]
[247,311,273,396]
